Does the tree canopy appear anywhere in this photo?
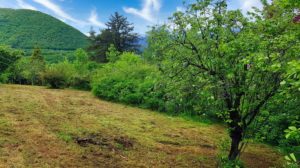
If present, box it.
[147,0,300,160]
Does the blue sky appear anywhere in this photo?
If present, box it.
[0,0,263,35]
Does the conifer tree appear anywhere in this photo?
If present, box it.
[87,12,139,62]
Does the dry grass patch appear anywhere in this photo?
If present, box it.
[0,84,283,167]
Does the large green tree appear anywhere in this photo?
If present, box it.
[147,0,300,161]
[87,12,139,62]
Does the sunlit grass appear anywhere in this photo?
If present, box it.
[0,84,283,167]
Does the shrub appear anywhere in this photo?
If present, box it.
[92,52,161,107]
[93,78,121,101]
[70,75,91,90]
[43,61,75,89]
[91,52,218,117]
[43,69,68,89]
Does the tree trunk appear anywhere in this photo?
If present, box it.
[228,125,243,160]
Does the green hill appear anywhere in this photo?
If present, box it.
[0,8,88,60]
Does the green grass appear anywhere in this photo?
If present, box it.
[0,84,283,167]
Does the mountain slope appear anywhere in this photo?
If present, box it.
[0,8,88,50]
[0,84,283,167]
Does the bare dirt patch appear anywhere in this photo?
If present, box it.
[75,133,135,151]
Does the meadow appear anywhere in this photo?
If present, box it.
[0,85,282,167]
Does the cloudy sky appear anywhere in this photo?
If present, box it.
[0,0,264,35]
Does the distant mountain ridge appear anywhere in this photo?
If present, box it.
[0,8,88,51]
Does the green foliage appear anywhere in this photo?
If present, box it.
[74,48,89,65]
[106,12,139,52]
[284,126,300,167]
[92,51,219,116]
[251,46,300,145]
[43,61,75,89]
[1,57,29,84]
[87,12,139,62]
[275,0,300,8]
[2,47,95,90]
[0,46,23,74]
[70,75,91,90]
[40,49,76,64]
[1,47,46,85]
[56,132,73,143]
[0,2,299,165]
[106,44,121,63]
[28,47,45,85]
[285,126,300,140]
[70,49,96,90]
[145,0,300,161]
[0,9,88,50]
[92,52,161,106]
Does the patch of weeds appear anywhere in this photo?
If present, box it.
[176,154,184,161]
[56,132,73,143]
[196,156,208,162]
[0,118,15,135]
[0,118,10,127]
[218,158,245,168]
[115,143,124,150]
[177,112,214,125]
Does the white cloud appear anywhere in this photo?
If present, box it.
[123,0,161,23]
[17,0,37,10]
[32,0,105,29]
[32,0,84,25]
[240,0,263,13]
[88,9,105,28]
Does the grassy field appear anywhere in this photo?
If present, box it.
[0,85,282,167]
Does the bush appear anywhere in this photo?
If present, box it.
[43,61,75,89]
[70,75,91,90]
[92,52,162,107]
[93,78,121,100]
[92,52,220,117]
[43,69,68,89]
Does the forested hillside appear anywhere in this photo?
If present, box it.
[0,9,88,51]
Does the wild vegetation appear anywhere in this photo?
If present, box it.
[0,0,299,167]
